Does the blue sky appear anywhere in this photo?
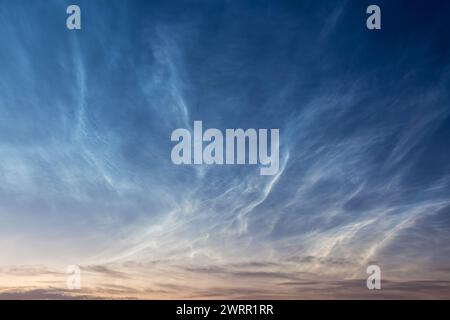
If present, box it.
[0,0,450,298]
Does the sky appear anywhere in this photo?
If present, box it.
[0,0,450,299]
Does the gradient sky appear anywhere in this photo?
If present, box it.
[0,0,450,299]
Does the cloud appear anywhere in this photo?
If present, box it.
[1,0,450,299]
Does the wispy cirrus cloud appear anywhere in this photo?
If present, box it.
[0,0,449,299]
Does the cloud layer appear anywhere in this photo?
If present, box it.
[0,0,449,298]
